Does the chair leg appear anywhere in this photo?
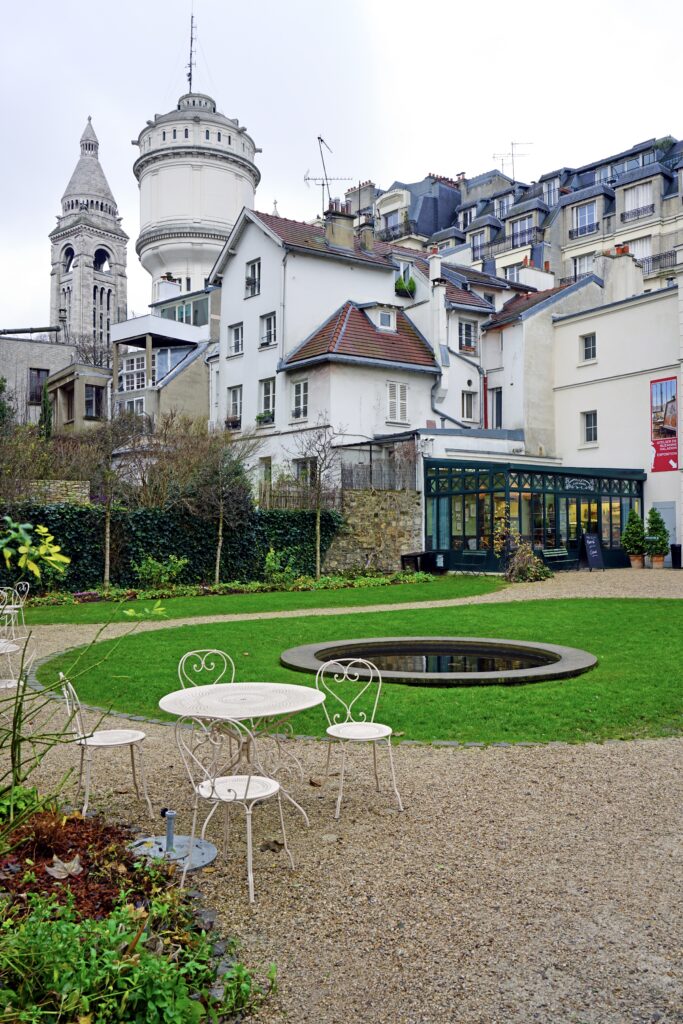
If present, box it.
[134,743,153,818]
[372,741,380,791]
[129,745,140,799]
[76,748,85,797]
[245,807,255,903]
[386,738,404,812]
[82,752,92,817]
[277,793,294,870]
[324,738,333,783]
[222,803,230,860]
[335,743,347,820]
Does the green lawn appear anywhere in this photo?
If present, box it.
[37,598,683,745]
[26,575,503,625]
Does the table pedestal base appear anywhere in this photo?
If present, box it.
[130,835,217,872]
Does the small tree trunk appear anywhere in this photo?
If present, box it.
[214,505,224,586]
[103,502,111,591]
[315,502,322,580]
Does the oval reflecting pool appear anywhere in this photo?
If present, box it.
[280,637,597,687]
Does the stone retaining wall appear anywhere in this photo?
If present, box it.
[21,480,90,504]
[323,489,423,573]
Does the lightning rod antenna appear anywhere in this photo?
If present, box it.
[187,13,196,93]
[318,136,333,212]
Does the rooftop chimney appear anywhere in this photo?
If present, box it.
[324,199,355,251]
[428,245,442,282]
[358,223,374,251]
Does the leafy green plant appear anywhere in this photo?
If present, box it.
[621,508,646,556]
[132,553,189,589]
[0,516,70,580]
[0,889,275,1022]
[0,785,40,825]
[263,547,298,587]
[395,275,416,297]
[644,506,670,557]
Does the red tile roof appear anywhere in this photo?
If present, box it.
[284,302,438,370]
[252,211,391,266]
[483,285,572,330]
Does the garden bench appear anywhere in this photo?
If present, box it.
[452,549,488,575]
[541,546,579,571]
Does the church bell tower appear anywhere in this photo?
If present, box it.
[49,118,128,348]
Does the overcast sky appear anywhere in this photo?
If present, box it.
[3,0,683,328]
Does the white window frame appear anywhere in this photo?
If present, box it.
[292,380,308,420]
[471,230,486,259]
[229,322,244,355]
[624,182,653,212]
[378,310,395,330]
[460,208,474,229]
[489,387,502,429]
[511,215,533,247]
[461,391,476,421]
[582,410,598,444]
[496,195,511,218]
[260,378,276,416]
[458,319,478,352]
[120,354,146,392]
[227,385,242,421]
[580,333,596,362]
[572,252,595,278]
[387,380,408,423]
[504,264,522,283]
[572,201,597,235]
[245,259,261,297]
[260,312,276,347]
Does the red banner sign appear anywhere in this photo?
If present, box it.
[650,376,678,473]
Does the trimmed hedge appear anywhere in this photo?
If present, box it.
[0,502,343,591]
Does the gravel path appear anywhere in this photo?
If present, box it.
[25,570,683,1023]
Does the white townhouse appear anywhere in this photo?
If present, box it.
[208,205,529,479]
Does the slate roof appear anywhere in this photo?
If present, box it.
[284,302,438,371]
[483,284,574,330]
[251,211,392,267]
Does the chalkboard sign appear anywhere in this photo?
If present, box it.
[580,533,605,572]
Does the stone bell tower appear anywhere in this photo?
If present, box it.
[49,117,128,349]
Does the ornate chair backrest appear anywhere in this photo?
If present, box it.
[315,657,383,728]
[0,589,12,614]
[178,649,236,689]
[59,673,87,739]
[14,582,29,606]
[175,716,267,802]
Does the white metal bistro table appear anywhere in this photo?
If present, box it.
[0,640,19,656]
[159,682,326,824]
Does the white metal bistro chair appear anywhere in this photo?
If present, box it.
[11,583,29,629]
[0,636,36,729]
[175,715,294,901]
[315,657,404,820]
[59,673,153,818]
[0,589,19,638]
[178,649,236,689]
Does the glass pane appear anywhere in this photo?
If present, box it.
[478,493,492,550]
[568,500,578,541]
[425,498,434,549]
[611,498,621,546]
[601,499,611,545]
[438,497,450,548]
[493,473,505,489]
[558,500,568,545]
[532,494,543,546]
[509,491,520,534]
[451,496,464,549]
[520,493,532,540]
[545,495,556,547]
[464,494,477,545]
[464,473,477,491]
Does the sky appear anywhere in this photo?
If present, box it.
[3,0,683,328]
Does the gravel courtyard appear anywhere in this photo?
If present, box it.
[28,570,683,1024]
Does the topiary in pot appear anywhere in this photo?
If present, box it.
[621,508,646,567]
[644,506,670,568]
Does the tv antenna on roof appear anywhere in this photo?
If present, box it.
[186,12,196,93]
[303,136,352,217]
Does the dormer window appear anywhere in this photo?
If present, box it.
[379,310,395,330]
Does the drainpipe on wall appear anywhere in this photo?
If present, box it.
[483,373,488,429]
[447,344,485,428]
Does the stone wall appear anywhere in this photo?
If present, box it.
[323,489,423,573]
[22,480,90,504]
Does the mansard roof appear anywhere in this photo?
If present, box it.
[283,301,438,372]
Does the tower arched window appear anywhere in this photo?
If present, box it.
[162,131,166,141]
[63,247,75,274]
[93,249,111,273]
[106,289,111,311]
[173,129,177,140]
[205,129,210,140]
[184,127,189,139]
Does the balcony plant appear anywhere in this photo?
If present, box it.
[644,506,670,569]
[255,411,274,426]
[621,508,646,567]
[395,275,416,298]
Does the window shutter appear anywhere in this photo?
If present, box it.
[398,383,407,422]
[387,381,397,421]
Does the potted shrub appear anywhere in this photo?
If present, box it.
[645,506,670,569]
[621,508,646,567]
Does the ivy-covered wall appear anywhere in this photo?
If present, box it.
[0,503,342,591]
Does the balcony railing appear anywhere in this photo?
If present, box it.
[225,416,242,431]
[637,250,677,275]
[620,204,655,223]
[478,226,544,259]
[259,333,276,347]
[568,223,599,239]
[558,271,594,286]
[376,219,419,242]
